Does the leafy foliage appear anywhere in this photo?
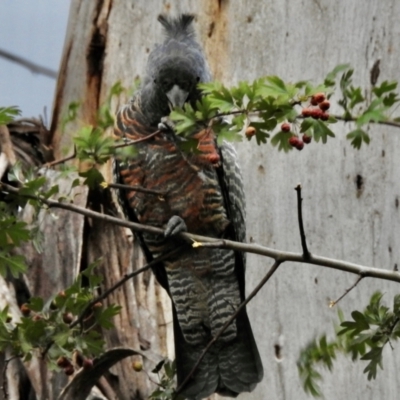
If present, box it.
[0,260,121,368]
[298,292,400,397]
[168,64,400,151]
[0,202,31,277]
[149,359,185,400]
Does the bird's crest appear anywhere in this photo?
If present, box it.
[157,14,196,40]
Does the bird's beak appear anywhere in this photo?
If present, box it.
[166,85,189,110]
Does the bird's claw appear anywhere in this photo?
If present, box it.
[164,215,187,237]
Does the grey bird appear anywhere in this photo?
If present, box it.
[115,14,263,399]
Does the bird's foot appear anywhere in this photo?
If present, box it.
[164,215,187,237]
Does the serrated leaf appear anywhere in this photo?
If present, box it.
[373,80,397,97]
[170,107,197,135]
[346,129,370,149]
[79,168,105,189]
[271,131,292,152]
[29,297,44,312]
[313,120,335,143]
[0,253,27,277]
[361,347,383,380]
[324,64,352,86]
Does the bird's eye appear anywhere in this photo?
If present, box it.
[196,76,200,83]
[153,79,157,84]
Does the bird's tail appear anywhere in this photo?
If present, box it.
[174,307,263,400]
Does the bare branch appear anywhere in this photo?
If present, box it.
[1,182,400,283]
[43,146,76,168]
[113,129,162,148]
[175,260,281,396]
[0,48,58,79]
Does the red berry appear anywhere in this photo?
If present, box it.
[312,92,326,104]
[245,126,256,138]
[310,97,319,106]
[302,134,312,144]
[281,122,291,132]
[295,140,304,151]
[83,358,94,370]
[289,136,300,147]
[311,109,323,119]
[62,312,74,324]
[302,108,313,117]
[321,112,330,121]
[20,304,31,317]
[64,365,75,376]
[33,315,42,322]
[57,356,71,368]
[319,100,330,111]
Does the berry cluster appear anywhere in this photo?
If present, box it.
[302,93,330,121]
[278,122,312,151]
[288,134,312,150]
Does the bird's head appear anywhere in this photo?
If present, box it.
[140,14,211,127]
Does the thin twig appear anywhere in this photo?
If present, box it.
[295,184,310,259]
[332,114,400,129]
[175,260,281,396]
[41,130,162,169]
[113,129,162,148]
[0,48,58,79]
[71,247,183,330]
[44,146,76,168]
[41,246,184,358]
[105,182,166,197]
[329,274,364,307]
[1,182,400,283]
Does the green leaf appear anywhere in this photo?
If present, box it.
[79,168,105,189]
[373,80,397,97]
[169,106,197,136]
[348,86,365,110]
[271,131,292,152]
[324,64,352,86]
[208,86,236,112]
[346,129,370,149]
[29,297,44,312]
[0,253,27,277]
[313,120,335,143]
[356,98,387,126]
[361,347,383,380]
[94,304,122,329]
[0,106,21,124]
